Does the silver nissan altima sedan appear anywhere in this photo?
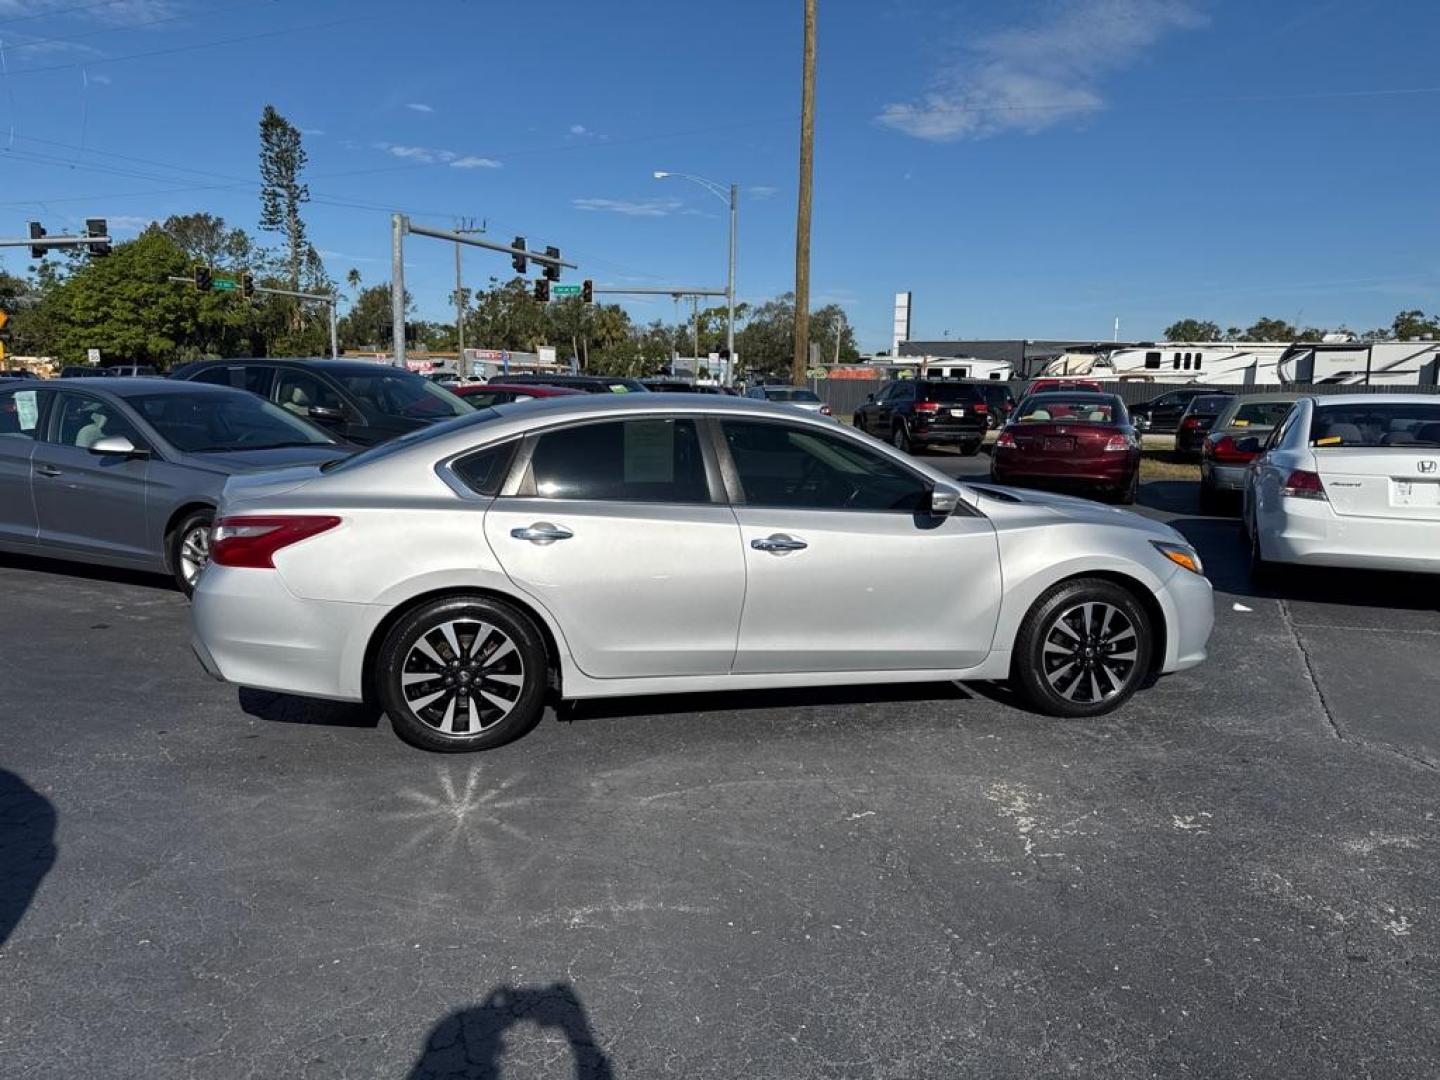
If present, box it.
[191,394,1214,752]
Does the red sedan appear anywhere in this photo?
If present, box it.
[990,392,1142,504]
[453,382,585,407]
[1025,377,1104,396]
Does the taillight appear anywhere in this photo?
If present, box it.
[1281,470,1327,501]
[914,401,939,414]
[210,515,342,568]
[1103,434,1134,452]
[1182,416,1202,429]
[995,430,1016,449]
[1207,435,1254,464]
[820,404,832,416]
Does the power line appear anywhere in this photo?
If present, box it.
[0,0,274,54]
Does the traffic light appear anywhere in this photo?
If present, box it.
[533,278,549,303]
[581,279,593,304]
[240,272,255,298]
[85,218,111,257]
[194,265,213,292]
[543,246,561,282]
[511,236,527,274]
[28,222,47,259]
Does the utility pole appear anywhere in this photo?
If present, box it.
[692,294,700,371]
[792,0,817,387]
[453,217,483,373]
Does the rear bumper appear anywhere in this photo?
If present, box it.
[191,565,380,701]
[991,452,1138,484]
[1201,462,1249,491]
[1263,500,1440,574]
[910,421,986,444]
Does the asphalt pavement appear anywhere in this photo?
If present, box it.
[1,453,1437,1079]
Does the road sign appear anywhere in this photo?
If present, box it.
[551,284,581,298]
[87,348,101,364]
[211,275,239,291]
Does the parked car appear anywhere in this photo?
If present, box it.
[1025,378,1103,397]
[744,385,833,417]
[105,364,160,377]
[1174,394,1237,457]
[990,391,1142,504]
[1199,394,1301,510]
[1129,387,1213,433]
[453,383,585,408]
[60,366,117,378]
[641,379,735,394]
[0,369,36,380]
[1244,394,1440,579]
[191,394,1213,752]
[851,379,987,454]
[0,378,349,593]
[973,381,1017,429]
[499,373,650,394]
[170,358,474,446]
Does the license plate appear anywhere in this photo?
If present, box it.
[950,408,965,418]
[1392,480,1440,507]
[1044,437,1075,452]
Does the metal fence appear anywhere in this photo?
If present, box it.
[807,378,1440,417]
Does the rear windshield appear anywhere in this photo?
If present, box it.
[916,383,979,403]
[1310,402,1440,448]
[763,388,821,402]
[1018,396,1123,424]
[337,371,474,420]
[1188,396,1233,415]
[1228,401,1295,428]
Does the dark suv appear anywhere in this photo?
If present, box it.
[1128,387,1213,433]
[170,358,474,446]
[853,379,989,455]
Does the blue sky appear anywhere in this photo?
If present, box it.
[0,0,1436,351]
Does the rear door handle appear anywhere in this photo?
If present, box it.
[511,522,573,545]
[35,465,62,478]
[751,533,808,553]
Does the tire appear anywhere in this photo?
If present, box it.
[853,414,866,434]
[169,508,214,596]
[891,420,911,454]
[1115,470,1139,506]
[962,440,983,457]
[1011,578,1153,718]
[1249,517,1281,590]
[377,595,549,752]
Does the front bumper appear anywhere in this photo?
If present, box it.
[1156,564,1214,672]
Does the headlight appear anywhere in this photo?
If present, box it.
[1152,540,1204,575]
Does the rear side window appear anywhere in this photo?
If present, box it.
[452,440,518,496]
[0,388,46,439]
[525,418,710,503]
[1190,396,1233,415]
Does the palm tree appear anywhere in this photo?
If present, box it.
[346,268,361,296]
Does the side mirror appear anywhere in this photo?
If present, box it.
[928,484,962,517]
[89,435,145,458]
[308,405,345,424]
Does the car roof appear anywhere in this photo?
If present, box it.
[177,357,422,377]
[52,376,238,398]
[1308,393,1440,406]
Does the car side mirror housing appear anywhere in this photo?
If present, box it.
[89,435,146,458]
[928,484,962,517]
[307,405,345,424]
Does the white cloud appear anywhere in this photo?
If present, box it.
[573,197,684,218]
[569,124,589,136]
[373,142,501,168]
[0,0,179,24]
[406,102,434,113]
[878,0,1206,141]
[107,214,154,233]
[748,185,779,200]
[450,156,501,169]
[88,72,112,85]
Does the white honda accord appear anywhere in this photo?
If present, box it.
[191,394,1213,751]
[1244,394,1440,579]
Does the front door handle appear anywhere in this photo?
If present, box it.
[35,465,62,478]
[511,522,573,545]
[751,533,808,554]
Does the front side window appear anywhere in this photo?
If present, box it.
[275,370,346,417]
[526,418,710,503]
[722,420,929,512]
[50,392,143,449]
[0,388,47,440]
[129,391,337,452]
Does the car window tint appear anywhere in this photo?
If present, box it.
[189,366,232,387]
[339,371,473,419]
[452,440,519,496]
[51,392,143,448]
[527,418,710,503]
[1231,401,1296,428]
[129,391,336,452]
[722,420,929,512]
[242,366,274,396]
[1310,402,1440,448]
[916,383,976,403]
[275,370,345,416]
[0,388,46,439]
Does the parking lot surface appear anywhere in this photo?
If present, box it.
[2,456,1438,1078]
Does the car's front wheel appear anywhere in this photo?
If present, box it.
[377,595,549,752]
[1012,578,1153,718]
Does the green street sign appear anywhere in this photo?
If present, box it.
[211,275,239,291]
[551,284,581,298]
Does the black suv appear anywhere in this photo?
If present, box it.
[501,373,650,394]
[170,358,474,446]
[853,379,989,455]
[1129,387,1213,433]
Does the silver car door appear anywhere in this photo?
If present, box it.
[482,415,746,679]
[0,386,48,543]
[30,390,154,561]
[718,417,1003,674]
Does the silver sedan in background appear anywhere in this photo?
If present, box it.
[0,379,349,592]
[192,394,1213,752]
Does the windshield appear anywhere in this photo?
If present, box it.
[130,391,337,452]
[320,408,501,473]
[1310,402,1440,448]
[764,388,821,402]
[338,371,474,420]
[1018,396,1123,424]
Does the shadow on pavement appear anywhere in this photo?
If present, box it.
[238,688,382,729]
[562,679,972,723]
[408,983,613,1080]
[0,552,175,593]
[0,768,57,948]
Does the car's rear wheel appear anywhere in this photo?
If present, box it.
[170,508,213,596]
[1012,579,1153,718]
[1116,469,1139,505]
[962,440,983,457]
[853,413,866,433]
[891,421,911,454]
[377,596,548,752]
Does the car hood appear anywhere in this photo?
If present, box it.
[180,445,351,475]
[960,483,1185,542]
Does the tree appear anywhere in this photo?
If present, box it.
[1244,317,1299,341]
[258,104,311,314]
[1392,309,1440,340]
[160,213,254,269]
[809,304,860,363]
[1164,319,1221,341]
[346,268,362,295]
[338,283,410,351]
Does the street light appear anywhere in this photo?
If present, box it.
[654,170,737,382]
